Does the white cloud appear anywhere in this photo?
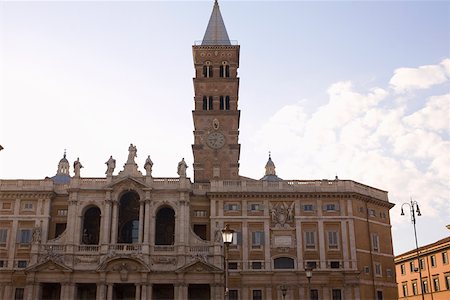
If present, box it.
[389,59,450,93]
[254,59,450,254]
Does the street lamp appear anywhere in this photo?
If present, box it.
[221,224,234,300]
[401,199,424,300]
[305,267,313,300]
[280,284,287,300]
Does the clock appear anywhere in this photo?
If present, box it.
[206,132,225,149]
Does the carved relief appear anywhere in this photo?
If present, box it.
[270,202,295,228]
[151,256,177,265]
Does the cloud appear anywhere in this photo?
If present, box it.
[253,58,450,253]
[389,58,450,93]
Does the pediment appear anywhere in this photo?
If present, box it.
[26,259,72,273]
[97,256,150,272]
[106,176,149,189]
[176,260,222,274]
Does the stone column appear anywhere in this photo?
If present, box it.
[146,284,152,300]
[3,284,12,300]
[111,201,118,244]
[144,199,151,244]
[32,283,41,300]
[102,199,112,244]
[106,284,113,300]
[175,283,187,299]
[141,283,147,300]
[139,200,145,243]
[25,283,34,300]
[96,283,106,300]
[317,220,326,269]
[135,284,141,300]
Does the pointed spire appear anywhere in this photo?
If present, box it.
[202,0,231,45]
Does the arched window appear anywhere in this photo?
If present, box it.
[202,62,213,78]
[155,207,175,245]
[220,62,230,78]
[220,96,230,111]
[202,96,213,110]
[225,96,230,110]
[118,191,140,244]
[220,96,224,110]
[274,257,295,269]
[82,206,101,245]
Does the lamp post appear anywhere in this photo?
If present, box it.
[305,267,313,300]
[221,224,234,300]
[401,199,424,300]
[280,284,287,300]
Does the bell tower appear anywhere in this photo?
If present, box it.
[192,0,240,183]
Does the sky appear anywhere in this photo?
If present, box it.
[0,0,449,255]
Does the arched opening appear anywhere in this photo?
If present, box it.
[82,206,101,245]
[220,63,230,78]
[203,64,213,78]
[118,191,140,244]
[155,207,175,245]
[274,257,295,269]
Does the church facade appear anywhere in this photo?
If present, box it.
[0,2,397,300]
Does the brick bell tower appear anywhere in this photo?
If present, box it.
[192,0,240,183]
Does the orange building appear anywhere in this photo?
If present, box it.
[395,236,450,299]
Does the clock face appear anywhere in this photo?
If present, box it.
[206,132,225,149]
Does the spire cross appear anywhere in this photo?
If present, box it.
[64,149,67,158]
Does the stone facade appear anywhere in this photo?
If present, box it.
[0,1,397,300]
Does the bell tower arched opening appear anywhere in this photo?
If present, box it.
[118,191,140,244]
[82,206,101,245]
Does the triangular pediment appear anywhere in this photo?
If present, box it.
[106,176,149,189]
[26,259,72,273]
[176,259,222,274]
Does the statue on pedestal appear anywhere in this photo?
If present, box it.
[127,144,137,164]
[73,158,83,177]
[144,155,153,177]
[105,156,116,176]
[177,158,188,178]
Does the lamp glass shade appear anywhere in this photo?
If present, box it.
[305,268,312,278]
[221,224,234,244]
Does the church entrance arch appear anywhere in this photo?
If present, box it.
[155,206,175,245]
[82,206,101,245]
[118,191,140,244]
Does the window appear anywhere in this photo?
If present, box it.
[402,283,408,297]
[57,209,68,216]
[386,268,393,277]
[229,290,238,300]
[252,231,264,247]
[203,63,213,78]
[228,262,238,270]
[420,258,425,270]
[369,209,376,217]
[248,203,263,211]
[303,204,314,212]
[18,229,31,245]
[445,274,450,290]
[193,210,207,217]
[371,234,379,252]
[306,261,317,269]
[220,63,230,78]
[324,203,338,211]
[409,261,415,272]
[231,232,242,246]
[193,224,207,240]
[202,96,213,110]
[224,203,240,211]
[252,289,262,300]
[328,231,339,249]
[0,229,7,246]
[376,290,383,300]
[274,257,294,269]
[17,260,27,268]
[364,266,370,274]
[23,202,33,210]
[422,279,429,293]
[305,231,316,249]
[332,289,342,300]
[251,261,262,269]
[219,96,231,111]
[433,277,440,292]
[412,281,418,295]
[400,264,406,275]
[431,255,436,267]
[14,288,24,300]
[0,260,5,268]
[155,206,175,245]
[310,289,319,300]
[2,202,11,209]
[330,261,340,269]
[374,263,382,276]
[443,252,449,264]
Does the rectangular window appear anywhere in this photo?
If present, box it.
[412,281,418,295]
[208,96,213,110]
[431,255,436,267]
[371,234,379,252]
[400,264,406,275]
[374,263,382,276]
[248,203,263,211]
[228,262,238,270]
[17,260,27,268]
[364,266,370,274]
[409,261,415,272]
[310,289,319,300]
[328,231,339,249]
[229,290,238,300]
[420,258,425,270]
[0,229,7,246]
[252,290,262,300]
[433,277,440,292]
[402,283,408,297]
[445,275,450,290]
[251,261,262,269]
[386,268,393,277]
[224,204,240,211]
[443,252,449,264]
[422,279,429,293]
[330,261,340,269]
[1,202,11,210]
[0,260,5,268]
[193,210,207,217]
[324,203,337,211]
[57,209,68,216]
[369,209,376,217]
[252,231,264,247]
[231,232,241,246]
[305,231,316,249]
[303,204,314,212]
[14,288,24,300]
[18,229,32,245]
[332,289,342,300]
[376,291,383,300]
[306,261,317,269]
[23,203,33,210]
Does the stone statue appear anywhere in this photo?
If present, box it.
[32,225,41,243]
[105,155,116,176]
[73,157,83,177]
[127,144,137,164]
[177,158,188,177]
[144,155,153,177]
